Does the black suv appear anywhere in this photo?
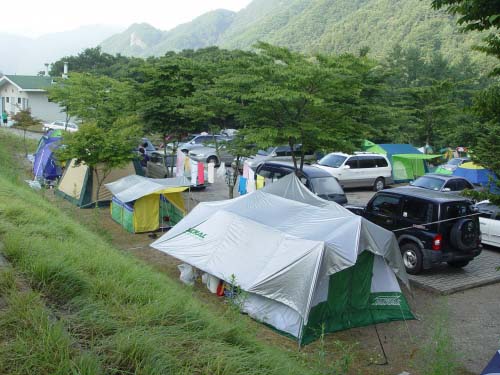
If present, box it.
[347,187,482,274]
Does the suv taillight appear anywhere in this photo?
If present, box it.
[432,234,442,251]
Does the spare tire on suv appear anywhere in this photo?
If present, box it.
[450,218,479,251]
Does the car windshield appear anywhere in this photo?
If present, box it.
[317,154,347,168]
[412,176,445,191]
[310,177,344,195]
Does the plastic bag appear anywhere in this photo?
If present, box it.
[178,263,195,286]
[216,163,226,180]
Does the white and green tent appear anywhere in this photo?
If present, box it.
[151,174,414,344]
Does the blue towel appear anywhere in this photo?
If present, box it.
[238,176,247,195]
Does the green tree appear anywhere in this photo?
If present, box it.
[206,43,371,172]
[48,73,136,129]
[431,0,500,75]
[12,109,42,156]
[135,55,207,176]
[58,121,140,204]
[431,0,500,177]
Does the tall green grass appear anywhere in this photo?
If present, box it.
[0,130,317,374]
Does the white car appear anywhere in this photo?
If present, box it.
[476,201,500,248]
[314,152,393,191]
[43,120,79,133]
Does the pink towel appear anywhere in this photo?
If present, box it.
[198,162,205,185]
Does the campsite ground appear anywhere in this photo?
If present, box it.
[4,128,499,374]
[43,178,499,375]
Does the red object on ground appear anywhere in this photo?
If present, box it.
[216,281,225,296]
[198,162,205,184]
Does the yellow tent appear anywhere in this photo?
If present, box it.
[105,175,190,233]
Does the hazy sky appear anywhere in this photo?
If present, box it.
[1,0,253,38]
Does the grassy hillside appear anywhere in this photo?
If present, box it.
[0,130,319,374]
[100,0,491,69]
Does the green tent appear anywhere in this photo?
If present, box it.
[151,174,414,345]
[366,143,440,182]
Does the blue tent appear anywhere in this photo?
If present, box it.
[453,162,497,192]
[33,137,62,181]
[481,350,500,375]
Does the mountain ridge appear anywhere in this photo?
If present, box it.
[100,0,491,68]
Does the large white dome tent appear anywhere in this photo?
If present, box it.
[150,174,414,345]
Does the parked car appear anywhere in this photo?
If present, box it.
[347,186,482,274]
[146,151,176,178]
[43,120,79,132]
[410,174,475,193]
[245,145,316,170]
[314,152,393,191]
[439,157,471,173]
[178,134,231,153]
[188,144,234,166]
[255,161,348,205]
[476,201,500,248]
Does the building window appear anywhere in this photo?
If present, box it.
[17,97,21,104]
[6,97,9,103]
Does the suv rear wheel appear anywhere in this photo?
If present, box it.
[373,177,385,192]
[401,243,423,275]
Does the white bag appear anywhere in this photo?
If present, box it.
[178,263,195,286]
[216,163,226,180]
[206,274,220,294]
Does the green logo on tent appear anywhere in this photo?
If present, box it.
[186,228,207,239]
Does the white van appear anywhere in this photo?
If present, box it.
[314,152,393,191]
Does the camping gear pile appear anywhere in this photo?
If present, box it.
[105,175,190,233]
[151,173,414,345]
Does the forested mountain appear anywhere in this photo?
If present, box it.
[100,10,236,57]
[100,0,491,68]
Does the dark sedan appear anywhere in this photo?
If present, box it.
[410,173,475,193]
[255,161,348,205]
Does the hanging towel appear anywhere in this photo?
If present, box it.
[184,155,191,177]
[243,162,250,179]
[190,159,198,185]
[207,162,215,183]
[247,168,256,193]
[198,162,205,185]
[238,176,247,195]
[256,175,265,189]
[176,150,185,177]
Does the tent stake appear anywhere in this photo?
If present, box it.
[370,310,388,365]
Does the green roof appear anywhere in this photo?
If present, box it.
[3,75,53,90]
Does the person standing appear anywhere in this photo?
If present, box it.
[1,111,7,126]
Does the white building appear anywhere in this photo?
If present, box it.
[0,74,66,123]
